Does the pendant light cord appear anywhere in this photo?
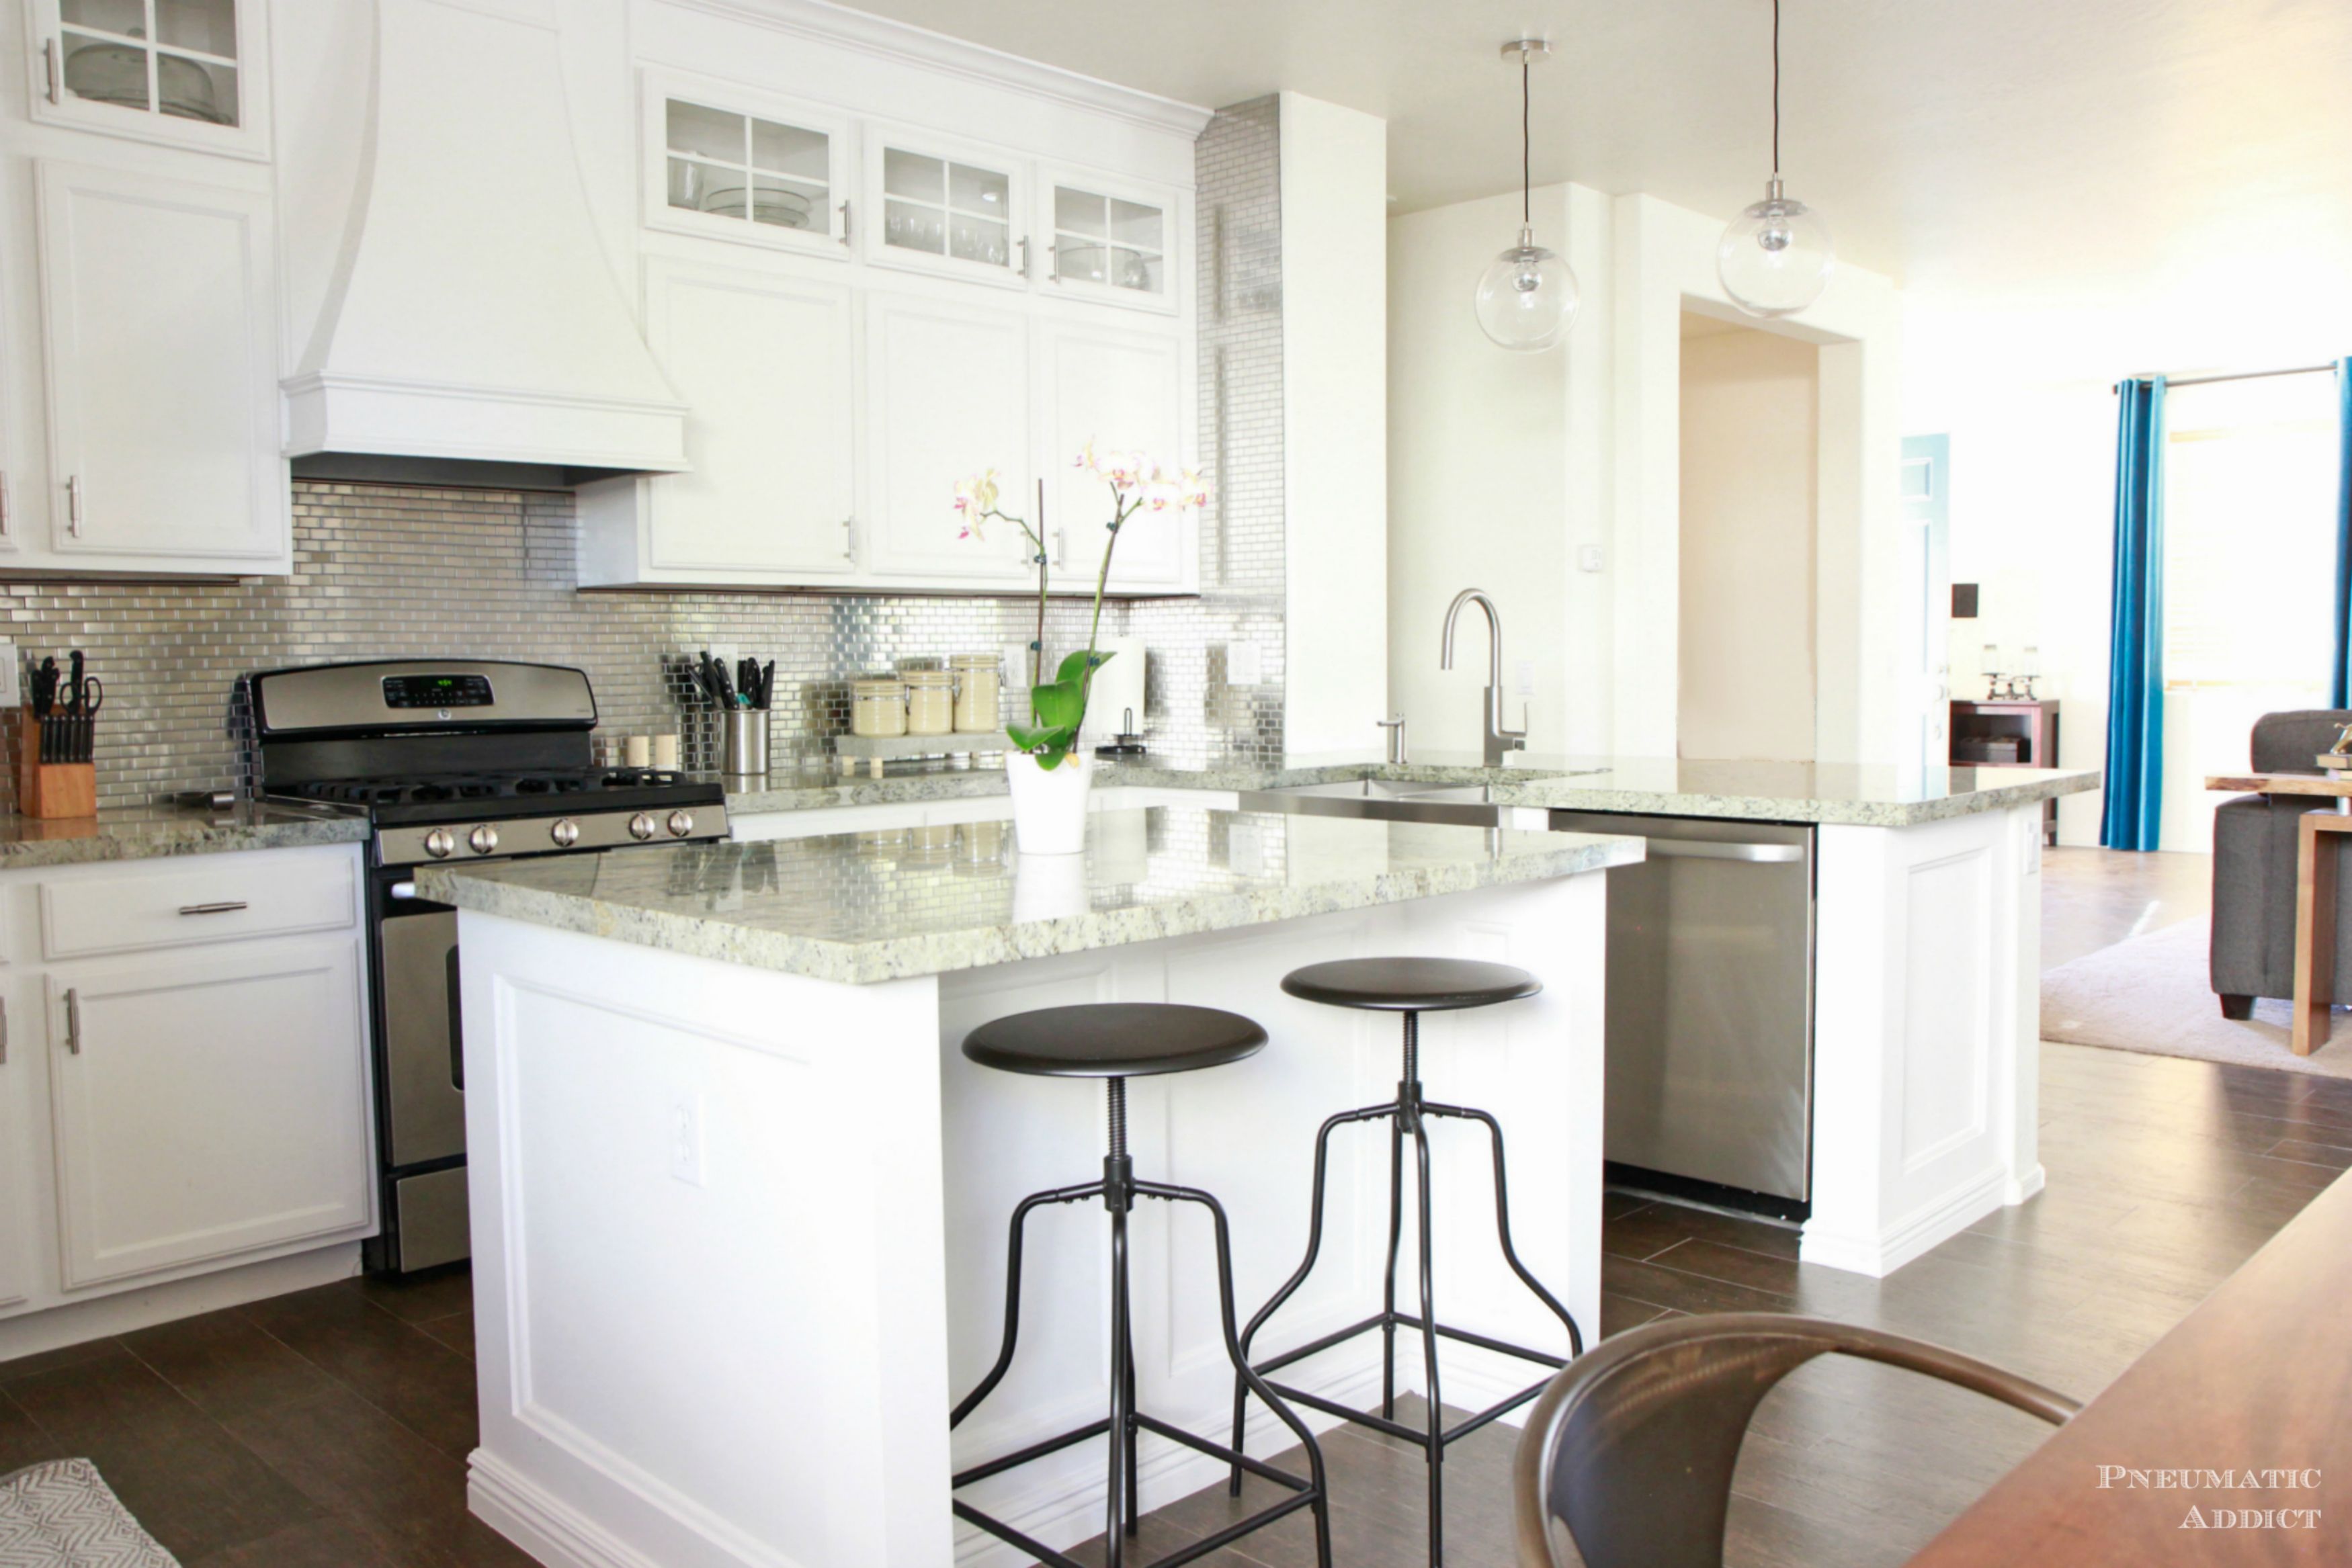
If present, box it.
[1771,0,1782,180]
[1521,54,1531,224]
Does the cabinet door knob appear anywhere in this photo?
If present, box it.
[62,989,80,1055]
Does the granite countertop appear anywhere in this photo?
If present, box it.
[0,799,370,868]
[417,803,1644,984]
[717,752,2100,828]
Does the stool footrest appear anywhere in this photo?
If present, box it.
[1252,1308,1570,1453]
[954,1412,1317,1568]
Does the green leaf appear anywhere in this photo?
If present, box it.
[1055,648,1112,685]
[1031,678,1087,730]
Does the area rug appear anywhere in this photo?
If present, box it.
[0,1459,178,1568]
[2041,917,2352,1078]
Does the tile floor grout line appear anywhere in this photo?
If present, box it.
[231,1295,482,1465]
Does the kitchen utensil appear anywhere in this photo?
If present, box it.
[722,708,769,778]
[759,661,775,710]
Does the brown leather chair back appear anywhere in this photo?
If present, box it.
[1511,1313,2078,1568]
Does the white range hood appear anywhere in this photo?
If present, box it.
[283,0,687,474]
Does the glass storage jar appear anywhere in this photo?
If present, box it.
[952,653,1002,732]
[905,669,956,736]
[851,678,908,738]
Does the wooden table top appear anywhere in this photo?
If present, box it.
[2207,770,2352,797]
[1905,1169,2352,1564]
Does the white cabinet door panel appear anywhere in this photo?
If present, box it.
[35,161,282,565]
[866,294,1030,582]
[1038,320,1187,591]
[0,987,30,1311]
[646,259,855,576]
[47,937,371,1289]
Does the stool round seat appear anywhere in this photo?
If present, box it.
[962,1003,1268,1078]
[1281,957,1540,1012]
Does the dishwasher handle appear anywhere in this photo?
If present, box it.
[1644,838,1805,864]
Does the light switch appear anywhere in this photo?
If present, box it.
[669,1094,706,1187]
[1578,545,1605,573]
[1515,659,1536,697]
[1227,642,1263,686]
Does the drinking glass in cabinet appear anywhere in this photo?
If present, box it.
[884,148,1014,269]
[62,0,239,126]
[1054,185,1164,295]
[665,98,829,232]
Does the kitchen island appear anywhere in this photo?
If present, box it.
[417,805,1639,1568]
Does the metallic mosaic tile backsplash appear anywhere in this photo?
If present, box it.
[0,101,1286,811]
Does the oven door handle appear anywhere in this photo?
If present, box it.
[446,943,465,1093]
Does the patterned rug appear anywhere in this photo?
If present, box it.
[2041,916,2352,1078]
[0,1460,178,1568]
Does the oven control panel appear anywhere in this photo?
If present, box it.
[383,674,495,709]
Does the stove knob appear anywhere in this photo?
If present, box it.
[666,810,696,838]
[628,812,657,841]
[549,818,581,848]
[467,824,500,856]
[422,828,455,860]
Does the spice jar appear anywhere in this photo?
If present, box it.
[851,678,907,738]
[952,653,1002,733]
[906,669,956,736]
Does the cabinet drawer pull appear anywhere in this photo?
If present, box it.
[841,517,856,563]
[1,997,9,1066]
[63,989,79,1055]
[838,199,851,249]
[177,900,251,916]
[66,475,83,535]
[1,470,11,535]
[42,39,58,104]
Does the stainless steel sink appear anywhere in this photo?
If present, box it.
[1237,777,1509,826]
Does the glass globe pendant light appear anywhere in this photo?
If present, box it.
[1475,38,1577,351]
[1718,0,1834,318]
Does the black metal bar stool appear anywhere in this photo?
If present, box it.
[1228,958,1583,1567]
[952,1002,1333,1568]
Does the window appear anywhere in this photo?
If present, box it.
[57,0,239,127]
[1052,185,1164,296]
[665,98,829,235]
[2161,374,2340,690]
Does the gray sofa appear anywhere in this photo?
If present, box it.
[2210,709,2352,1018]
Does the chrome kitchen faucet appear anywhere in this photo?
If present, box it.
[1440,589,1527,767]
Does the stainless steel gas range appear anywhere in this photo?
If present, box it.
[248,659,729,1273]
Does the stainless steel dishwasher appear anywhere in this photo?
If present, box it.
[1548,810,1816,1212]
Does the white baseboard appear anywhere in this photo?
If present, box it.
[0,1244,362,1365]
[469,1450,673,1568]
[1800,1168,2009,1278]
[2004,1162,2047,1205]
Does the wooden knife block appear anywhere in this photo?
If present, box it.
[13,707,95,820]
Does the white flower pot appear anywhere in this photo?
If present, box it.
[1012,851,1091,922]
[1006,751,1093,855]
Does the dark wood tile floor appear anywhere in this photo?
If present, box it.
[3,847,2314,1568]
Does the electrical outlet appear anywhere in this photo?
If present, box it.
[0,642,19,708]
[708,644,739,672]
[1579,544,1605,572]
[1005,642,1034,685]
[1515,659,1536,697]
[1226,641,1263,686]
[669,1094,705,1187]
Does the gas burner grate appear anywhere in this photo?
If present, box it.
[288,769,692,807]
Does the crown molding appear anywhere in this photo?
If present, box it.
[655,0,1216,141]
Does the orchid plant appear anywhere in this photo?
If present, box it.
[954,443,1209,770]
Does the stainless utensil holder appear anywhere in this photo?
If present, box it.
[722,709,770,778]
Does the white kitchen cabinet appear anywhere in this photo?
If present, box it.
[865,293,1033,582]
[580,258,857,587]
[642,68,850,258]
[45,934,370,1289]
[34,159,286,571]
[1038,319,1190,592]
[23,0,271,161]
[1039,170,1181,316]
[0,986,31,1312]
[862,124,1029,290]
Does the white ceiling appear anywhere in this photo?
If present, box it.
[834,0,2352,310]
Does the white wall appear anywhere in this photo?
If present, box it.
[1679,326,1820,761]
[1388,185,1906,766]
[1279,93,1390,762]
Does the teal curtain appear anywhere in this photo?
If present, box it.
[2101,377,2167,851]
[2333,358,2352,707]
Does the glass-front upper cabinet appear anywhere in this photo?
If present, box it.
[862,126,1027,290]
[27,0,269,159]
[1042,171,1180,314]
[640,69,849,257]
